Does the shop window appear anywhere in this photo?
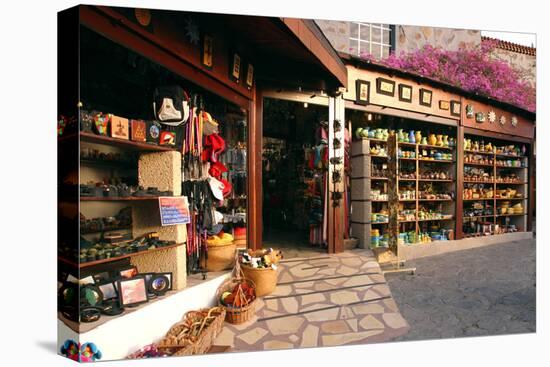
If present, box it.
[349,22,393,58]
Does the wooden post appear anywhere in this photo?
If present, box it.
[247,86,263,250]
[386,132,399,257]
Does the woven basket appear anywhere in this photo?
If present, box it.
[204,242,236,272]
[241,265,277,297]
[216,258,257,324]
[157,306,226,356]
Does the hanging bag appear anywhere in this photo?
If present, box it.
[152,85,190,126]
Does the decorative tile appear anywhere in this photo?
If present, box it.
[301,293,326,305]
[321,320,351,334]
[330,290,360,305]
[281,297,299,313]
[266,316,304,335]
[263,340,294,350]
[383,313,409,329]
[321,330,384,346]
[236,327,268,345]
[359,315,385,330]
[300,324,320,347]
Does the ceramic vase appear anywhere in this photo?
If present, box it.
[442,135,449,147]
[375,128,383,140]
[409,130,416,144]
[397,129,404,142]
[429,134,437,146]
[421,137,428,145]
[415,131,422,145]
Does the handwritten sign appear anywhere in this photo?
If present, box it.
[159,196,190,226]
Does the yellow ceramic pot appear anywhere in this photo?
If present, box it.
[429,134,437,146]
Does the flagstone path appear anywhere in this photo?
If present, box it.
[213,249,409,351]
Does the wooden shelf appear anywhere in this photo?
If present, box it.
[399,199,417,202]
[80,159,136,169]
[464,180,495,184]
[370,177,389,180]
[495,165,527,169]
[398,142,417,147]
[418,159,455,163]
[463,215,495,219]
[464,150,494,155]
[81,196,162,201]
[371,199,388,202]
[58,242,185,268]
[398,178,417,181]
[495,197,527,200]
[463,198,494,201]
[495,153,527,159]
[464,161,494,167]
[81,225,132,235]
[418,144,453,150]
[361,138,387,143]
[418,217,454,222]
[399,157,417,161]
[495,181,527,185]
[78,132,176,152]
[418,199,453,202]
[418,179,454,182]
[496,213,526,217]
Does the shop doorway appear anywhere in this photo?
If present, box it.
[262,97,330,256]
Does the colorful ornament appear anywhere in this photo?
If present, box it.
[499,115,507,126]
[511,116,518,127]
[488,111,496,123]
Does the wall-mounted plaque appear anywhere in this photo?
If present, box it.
[376,77,395,97]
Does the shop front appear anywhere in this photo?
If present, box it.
[341,55,535,258]
[57,5,348,360]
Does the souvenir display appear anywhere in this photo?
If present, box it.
[130,119,147,142]
[117,276,149,307]
[110,115,130,139]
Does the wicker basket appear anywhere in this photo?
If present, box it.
[241,265,277,297]
[157,306,226,356]
[216,259,257,324]
[204,242,236,272]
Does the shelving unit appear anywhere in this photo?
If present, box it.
[351,135,457,248]
[461,136,529,237]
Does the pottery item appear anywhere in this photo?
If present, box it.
[375,128,383,140]
[421,137,428,145]
[436,134,443,147]
[409,130,416,144]
[442,135,449,147]
[397,129,404,142]
[429,134,437,146]
[382,129,389,140]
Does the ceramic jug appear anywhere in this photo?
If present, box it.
[409,130,416,144]
[436,134,443,146]
[442,135,449,147]
[375,128,383,140]
[429,133,437,146]
[397,129,404,142]
[421,137,428,145]
[415,131,422,145]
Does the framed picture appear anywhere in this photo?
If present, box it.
[419,88,433,107]
[117,276,149,307]
[110,115,129,140]
[119,266,138,279]
[439,100,450,110]
[450,100,461,117]
[355,79,370,105]
[376,77,395,97]
[78,275,95,285]
[201,34,214,69]
[80,285,104,307]
[147,273,173,295]
[245,63,254,89]
[230,52,241,82]
[398,84,412,102]
[98,281,118,301]
[130,120,146,142]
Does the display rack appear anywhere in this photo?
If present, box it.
[351,133,457,248]
[462,136,529,237]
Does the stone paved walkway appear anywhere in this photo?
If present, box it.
[386,239,536,341]
[213,249,410,351]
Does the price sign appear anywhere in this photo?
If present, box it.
[159,196,190,226]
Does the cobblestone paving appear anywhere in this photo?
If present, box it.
[386,239,536,341]
[214,249,410,351]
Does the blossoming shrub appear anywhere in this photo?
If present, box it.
[360,40,535,112]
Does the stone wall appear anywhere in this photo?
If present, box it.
[491,48,536,87]
[315,20,350,54]
[395,26,480,54]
